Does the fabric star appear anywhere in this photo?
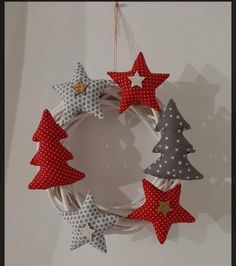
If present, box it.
[107,52,169,113]
[52,62,111,125]
[60,191,119,253]
[128,71,145,88]
[127,179,195,244]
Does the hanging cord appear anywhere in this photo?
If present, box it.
[45,4,180,234]
[113,2,121,71]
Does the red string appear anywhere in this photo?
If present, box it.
[113,2,120,71]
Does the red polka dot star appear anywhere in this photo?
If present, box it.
[107,52,170,113]
[127,179,195,244]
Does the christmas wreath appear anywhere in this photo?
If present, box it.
[28,52,203,253]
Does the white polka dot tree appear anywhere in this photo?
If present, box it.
[28,109,85,189]
[144,99,203,180]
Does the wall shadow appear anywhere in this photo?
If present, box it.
[130,64,231,244]
[5,2,28,166]
[68,110,145,208]
[5,3,89,266]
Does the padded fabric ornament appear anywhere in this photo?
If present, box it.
[107,52,169,114]
[128,179,195,244]
[28,109,85,189]
[145,99,204,180]
[60,191,119,253]
[52,62,111,125]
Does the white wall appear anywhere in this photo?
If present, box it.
[5,2,231,266]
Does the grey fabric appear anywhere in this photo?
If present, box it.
[52,62,111,125]
[145,99,203,180]
[60,191,119,253]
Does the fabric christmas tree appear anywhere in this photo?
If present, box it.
[144,99,203,180]
[28,109,85,189]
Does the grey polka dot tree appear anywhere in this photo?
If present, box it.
[144,99,203,180]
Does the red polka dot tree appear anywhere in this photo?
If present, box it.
[28,109,85,189]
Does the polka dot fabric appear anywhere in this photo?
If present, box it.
[144,99,204,180]
[28,109,85,190]
[107,52,169,113]
[60,191,119,253]
[52,62,111,125]
[127,179,195,244]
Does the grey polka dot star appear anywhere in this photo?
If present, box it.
[144,99,203,180]
[52,62,111,125]
[60,191,119,253]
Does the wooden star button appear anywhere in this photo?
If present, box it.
[72,81,89,96]
[157,200,173,217]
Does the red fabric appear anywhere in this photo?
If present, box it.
[128,179,195,244]
[28,109,85,190]
[107,52,169,113]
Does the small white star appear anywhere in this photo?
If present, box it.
[167,171,171,175]
[176,139,180,143]
[179,122,183,125]
[164,145,169,150]
[179,170,182,173]
[156,169,160,173]
[159,164,162,168]
[164,161,167,164]
[165,123,168,127]
[171,156,175,160]
[128,71,145,88]
[169,114,173,118]
[175,148,179,152]
[165,137,168,140]
[172,169,175,172]
[178,161,182,165]
[176,115,180,119]
[188,168,191,172]
[79,224,96,241]
[169,108,172,111]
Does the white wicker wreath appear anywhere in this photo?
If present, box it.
[46,84,182,233]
